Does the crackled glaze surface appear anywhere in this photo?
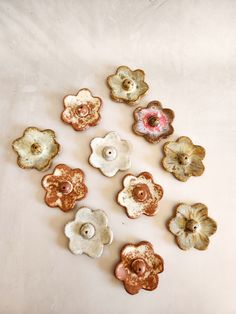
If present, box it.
[117,172,163,219]
[107,66,149,104]
[61,88,102,131]
[12,127,60,171]
[65,207,113,258]
[115,241,164,295]
[162,136,205,182]
[169,203,217,250]
[133,101,174,143]
[89,131,131,177]
[41,164,87,212]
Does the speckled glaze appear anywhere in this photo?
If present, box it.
[169,203,217,250]
[107,66,149,104]
[65,207,113,258]
[12,127,60,171]
[89,131,131,177]
[41,164,87,212]
[162,136,205,182]
[115,241,164,295]
[117,172,163,219]
[61,88,102,131]
[133,101,174,143]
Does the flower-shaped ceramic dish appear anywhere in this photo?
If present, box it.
[41,164,87,212]
[117,172,163,219]
[65,207,113,258]
[89,131,131,177]
[61,88,102,131]
[133,101,174,143]
[115,241,164,295]
[12,127,60,171]
[162,136,205,182]
[169,203,217,250]
[107,66,149,104]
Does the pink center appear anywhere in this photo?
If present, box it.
[143,110,168,132]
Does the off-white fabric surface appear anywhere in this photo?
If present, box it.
[0,1,235,313]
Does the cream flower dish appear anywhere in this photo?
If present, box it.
[169,203,217,250]
[12,127,60,171]
[107,66,149,104]
[65,207,113,258]
[89,131,131,177]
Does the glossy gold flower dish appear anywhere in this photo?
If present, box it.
[12,126,60,171]
[169,203,217,250]
[162,136,205,182]
[107,66,149,104]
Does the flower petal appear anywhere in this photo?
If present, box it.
[193,145,205,159]
[65,221,78,239]
[176,204,192,219]
[163,108,175,122]
[123,175,136,187]
[115,263,127,281]
[70,169,85,184]
[193,233,210,250]
[105,131,121,142]
[188,156,205,177]
[100,227,113,245]
[100,163,119,177]
[176,233,195,250]
[169,215,186,236]
[124,281,141,295]
[162,156,177,172]
[68,237,84,255]
[133,69,145,82]
[117,154,131,171]
[107,74,122,88]
[89,152,103,168]
[173,167,190,182]
[93,209,109,225]
[142,273,158,291]
[83,240,104,258]
[200,217,217,236]
[191,203,208,221]
[153,254,164,273]
[53,164,71,176]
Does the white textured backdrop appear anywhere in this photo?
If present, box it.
[0,0,236,313]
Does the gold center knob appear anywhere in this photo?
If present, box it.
[122,79,135,91]
[31,143,42,155]
[148,116,159,127]
[186,219,199,233]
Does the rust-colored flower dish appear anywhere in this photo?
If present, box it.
[115,241,164,295]
[41,164,87,212]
